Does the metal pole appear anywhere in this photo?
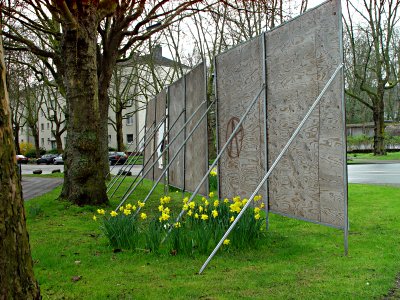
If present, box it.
[107,124,147,189]
[107,117,164,193]
[113,110,185,200]
[115,99,208,211]
[198,63,344,274]
[261,33,270,230]
[161,85,266,244]
[132,99,214,217]
[106,125,146,179]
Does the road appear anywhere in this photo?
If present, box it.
[347,163,400,186]
[19,164,142,176]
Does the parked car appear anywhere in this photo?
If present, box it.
[36,154,58,165]
[53,154,64,165]
[109,151,128,165]
[16,154,29,164]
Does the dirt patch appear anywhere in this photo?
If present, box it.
[382,273,400,299]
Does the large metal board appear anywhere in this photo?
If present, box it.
[168,78,186,189]
[185,63,208,195]
[143,98,156,181]
[216,36,266,200]
[266,0,346,228]
[153,89,167,181]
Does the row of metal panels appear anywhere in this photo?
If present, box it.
[142,0,346,230]
[216,0,347,229]
[143,63,209,196]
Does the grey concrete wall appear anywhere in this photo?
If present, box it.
[185,63,208,195]
[216,36,266,200]
[266,0,346,228]
[168,77,185,189]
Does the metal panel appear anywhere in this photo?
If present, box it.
[266,0,346,227]
[216,36,265,200]
[168,78,185,189]
[143,98,156,181]
[185,63,208,195]
[153,89,167,181]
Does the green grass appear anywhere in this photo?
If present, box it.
[348,151,400,161]
[25,180,400,299]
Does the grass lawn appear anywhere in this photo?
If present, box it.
[348,151,400,161]
[25,180,400,299]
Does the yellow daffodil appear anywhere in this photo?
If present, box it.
[140,213,147,220]
[224,198,229,204]
[242,198,248,205]
[209,191,215,198]
[92,215,97,221]
[132,205,137,211]
[213,200,219,207]
[158,204,164,212]
[210,168,217,176]
[212,210,218,218]
[183,204,189,211]
[255,214,261,220]
[204,200,209,206]
[110,211,118,217]
[137,201,145,208]
[194,213,199,219]
[254,207,261,214]
[199,205,204,213]
[260,203,265,208]
[233,196,241,203]
[254,195,263,202]
[201,197,207,202]
[230,216,235,223]
[188,210,193,216]
[123,209,131,216]
[189,202,195,209]
[223,239,230,245]
[182,197,189,204]
[119,206,124,212]
[163,207,170,214]
[126,204,132,209]
[201,214,208,221]
[97,209,105,215]
[174,222,181,228]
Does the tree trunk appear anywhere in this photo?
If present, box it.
[14,122,21,154]
[59,6,108,206]
[0,31,41,300]
[116,109,124,151]
[32,126,40,157]
[373,96,386,156]
[54,123,65,153]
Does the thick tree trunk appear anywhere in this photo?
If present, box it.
[14,122,21,154]
[54,123,65,153]
[373,98,386,155]
[32,127,40,157]
[59,6,108,205]
[116,109,124,151]
[0,33,40,300]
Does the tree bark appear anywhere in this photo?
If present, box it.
[373,95,386,156]
[116,109,124,151]
[13,122,21,154]
[59,5,108,205]
[0,30,41,300]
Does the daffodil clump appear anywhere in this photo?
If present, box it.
[94,200,147,250]
[94,192,265,255]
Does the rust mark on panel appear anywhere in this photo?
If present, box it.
[226,117,244,158]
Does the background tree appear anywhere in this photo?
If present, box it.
[344,0,400,155]
[0,22,40,299]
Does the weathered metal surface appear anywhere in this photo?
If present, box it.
[168,78,185,190]
[266,0,346,227]
[216,36,266,200]
[143,98,156,181]
[185,63,208,195]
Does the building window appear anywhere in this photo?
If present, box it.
[126,99,133,107]
[47,123,50,130]
[127,134,134,144]
[108,135,112,143]
[41,110,44,117]
[126,115,133,125]
[41,123,44,131]
[41,138,44,146]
